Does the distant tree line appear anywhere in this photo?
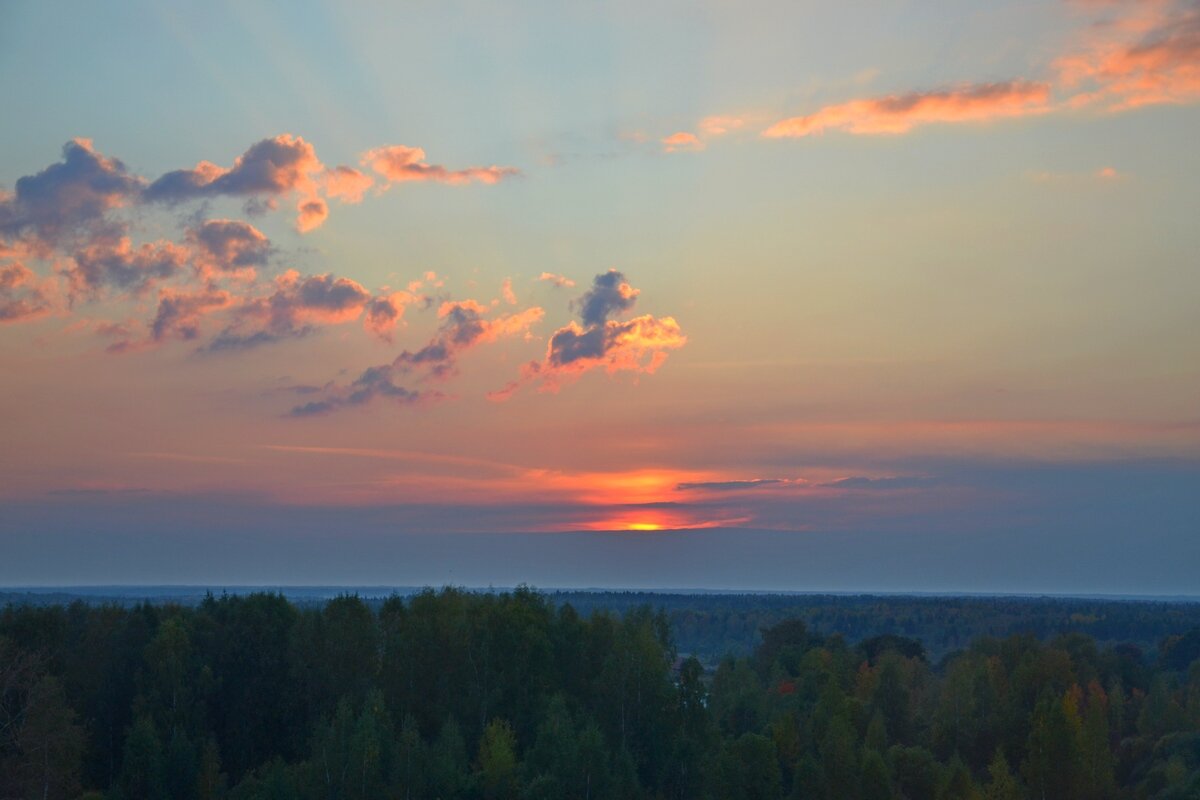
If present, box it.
[1,588,1199,799]
[543,592,1200,664]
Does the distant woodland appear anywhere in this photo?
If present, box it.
[2,589,1200,799]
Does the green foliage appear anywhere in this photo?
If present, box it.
[983,748,1021,800]
[478,718,519,800]
[889,745,940,800]
[3,590,1200,799]
[119,715,165,800]
[860,748,894,800]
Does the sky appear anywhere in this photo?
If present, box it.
[1,0,1198,592]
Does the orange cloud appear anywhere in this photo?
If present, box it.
[662,131,705,153]
[493,271,686,399]
[363,290,420,343]
[187,219,270,279]
[146,286,235,345]
[296,198,329,233]
[0,261,59,324]
[362,145,520,186]
[144,134,338,232]
[538,271,575,288]
[207,270,373,351]
[1056,0,1200,110]
[698,115,746,136]
[763,80,1052,137]
[0,138,144,250]
[67,237,189,297]
[320,166,373,203]
[290,299,544,415]
[145,134,323,201]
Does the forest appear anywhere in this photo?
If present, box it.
[2,588,1200,799]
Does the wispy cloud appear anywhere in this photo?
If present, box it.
[362,145,520,187]
[763,81,1052,138]
[538,272,575,288]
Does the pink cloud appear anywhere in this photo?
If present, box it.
[763,80,1052,138]
[361,145,520,186]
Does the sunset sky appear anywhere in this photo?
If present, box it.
[2,0,1198,591]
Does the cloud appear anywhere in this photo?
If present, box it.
[188,219,271,277]
[363,290,421,343]
[0,261,57,324]
[538,272,575,288]
[493,270,686,399]
[659,116,746,155]
[142,134,339,232]
[144,134,323,204]
[362,145,520,186]
[296,198,329,233]
[288,365,439,417]
[576,268,639,326]
[819,475,939,490]
[501,277,517,305]
[1057,0,1200,110]
[67,237,189,296]
[0,139,144,249]
[147,287,234,344]
[0,133,530,374]
[292,298,544,415]
[763,80,1052,137]
[661,132,705,153]
[542,314,686,372]
[319,166,373,203]
[677,478,787,492]
[208,270,372,351]
[698,116,746,136]
[394,299,544,379]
